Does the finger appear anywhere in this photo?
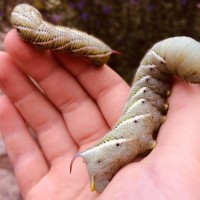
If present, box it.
[106,80,200,196]
[0,95,48,197]
[54,52,130,127]
[0,52,77,164]
[158,80,200,153]
[149,80,200,170]
[4,30,113,147]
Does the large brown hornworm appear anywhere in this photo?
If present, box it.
[10,3,200,194]
[10,4,118,66]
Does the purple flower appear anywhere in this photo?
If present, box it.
[180,0,188,6]
[77,2,84,10]
[102,5,111,15]
[130,0,140,4]
[69,2,75,8]
[0,10,4,17]
[147,2,154,11]
[81,12,88,22]
[51,14,62,23]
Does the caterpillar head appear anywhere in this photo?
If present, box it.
[10,4,43,40]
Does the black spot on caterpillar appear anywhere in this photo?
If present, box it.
[70,36,200,193]
[10,4,119,66]
[10,4,200,194]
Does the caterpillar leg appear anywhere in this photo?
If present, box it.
[149,139,157,150]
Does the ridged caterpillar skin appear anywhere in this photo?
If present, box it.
[10,4,117,66]
[71,36,200,193]
[10,3,200,194]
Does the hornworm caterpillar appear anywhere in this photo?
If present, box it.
[9,3,200,195]
[71,36,200,193]
[10,4,118,66]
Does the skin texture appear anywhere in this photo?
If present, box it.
[1,30,200,199]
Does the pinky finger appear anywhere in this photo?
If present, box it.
[0,95,48,198]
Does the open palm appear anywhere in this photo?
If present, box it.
[0,30,200,200]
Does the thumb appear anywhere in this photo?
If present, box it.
[146,79,200,186]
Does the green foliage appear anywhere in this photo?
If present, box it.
[0,0,199,82]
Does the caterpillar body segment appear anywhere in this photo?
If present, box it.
[129,75,171,97]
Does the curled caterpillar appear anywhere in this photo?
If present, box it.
[71,36,200,193]
[10,4,118,66]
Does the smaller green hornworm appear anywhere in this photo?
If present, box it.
[10,4,118,66]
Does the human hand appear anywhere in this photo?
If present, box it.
[1,30,200,200]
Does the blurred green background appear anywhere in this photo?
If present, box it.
[0,0,200,83]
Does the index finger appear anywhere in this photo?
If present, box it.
[54,52,130,127]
